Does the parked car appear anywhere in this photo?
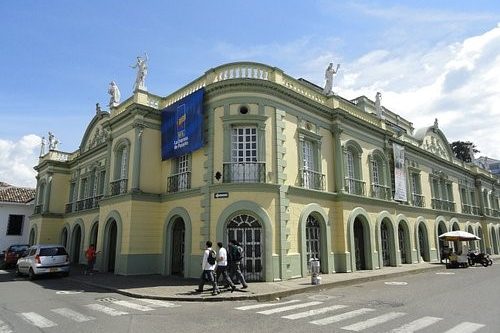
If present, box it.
[3,244,30,268]
[16,244,70,279]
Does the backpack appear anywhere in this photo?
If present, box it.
[207,249,217,265]
[233,245,243,261]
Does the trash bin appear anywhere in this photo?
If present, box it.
[310,258,321,285]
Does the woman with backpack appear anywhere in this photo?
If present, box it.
[228,240,248,289]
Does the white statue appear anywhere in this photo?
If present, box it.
[108,81,121,107]
[323,62,340,95]
[40,136,46,156]
[375,92,384,119]
[131,53,148,90]
[48,132,59,150]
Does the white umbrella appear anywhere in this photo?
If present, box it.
[439,230,480,241]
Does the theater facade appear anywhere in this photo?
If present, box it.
[30,62,500,281]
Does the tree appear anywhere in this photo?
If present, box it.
[451,141,479,162]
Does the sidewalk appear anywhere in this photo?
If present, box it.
[67,261,459,302]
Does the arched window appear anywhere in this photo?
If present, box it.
[344,141,364,195]
[369,151,390,200]
[111,140,130,195]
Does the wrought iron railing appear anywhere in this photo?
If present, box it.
[412,193,425,207]
[471,205,480,215]
[492,209,500,217]
[222,162,266,183]
[432,198,455,212]
[65,203,74,214]
[110,179,128,196]
[344,178,365,196]
[300,169,325,190]
[484,207,491,216]
[371,184,391,200]
[167,171,191,193]
[462,204,472,214]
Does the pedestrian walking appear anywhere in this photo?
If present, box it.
[228,240,248,289]
[84,244,99,275]
[215,242,236,292]
[195,241,220,295]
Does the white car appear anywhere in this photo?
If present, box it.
[16,244,70,279]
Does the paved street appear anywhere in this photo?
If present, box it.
[0,262,498,332]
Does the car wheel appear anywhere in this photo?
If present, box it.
[15,265,22,276]
[28,268,37,280]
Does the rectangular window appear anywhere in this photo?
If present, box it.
[371,160,380,185]
[7,215,24,236]
[98,170,106,195]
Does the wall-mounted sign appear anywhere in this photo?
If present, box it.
[214,192,229,199]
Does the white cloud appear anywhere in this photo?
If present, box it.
[0,135,39,188]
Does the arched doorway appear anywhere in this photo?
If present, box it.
[90,222,98,247]
[417,222,430,262]
[478,227,485,253]
[398,221,411,264]
[437,221,448,262]
[61,227,69,249]
[105,220,118,273]
[353,218,368,270]
[226,214,263,281]
[305,215,321,263]
[171,217,185,276]
[380,218,395,267]
[467,225,476,251]
[29,228,36,245]
[491,227,499,254]
[71,225,82,264]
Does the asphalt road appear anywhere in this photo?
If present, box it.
[0,262,498,333]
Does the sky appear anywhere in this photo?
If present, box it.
[1,1,500,188]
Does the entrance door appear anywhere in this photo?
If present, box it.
[418,223,429,261]
[381,220,391,266]
[398,224,407,264]
[227,214,263,281]
[438,223,447,261]
[171,218,185,276]
[353,219,366,270]
[107,221,117,272]
[72,226,82,264]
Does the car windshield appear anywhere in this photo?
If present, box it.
[9,245,29,252]
[39,247,67,256]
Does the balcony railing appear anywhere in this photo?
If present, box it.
[412,193,425,207]
[345,178,365,196]
[462,204,472,215]
[471,205,480,215]
[65,203,73,213]
[66,195,103,213]
[223,162,266,183]
[167,171,191,193]
[484,207,491,216]
[492,209,500,217]
[300,169,325,191]
[431,198,456,212]
[371,184,391,200]
[110,179,128,196]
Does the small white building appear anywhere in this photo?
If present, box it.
[0,182,35,252]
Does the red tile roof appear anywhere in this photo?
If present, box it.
[0,182,36,204]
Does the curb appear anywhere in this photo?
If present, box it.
[68,264,446,302]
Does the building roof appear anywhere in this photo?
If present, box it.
[0,182,36,204]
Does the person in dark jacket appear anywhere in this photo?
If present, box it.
[228,240,248,289]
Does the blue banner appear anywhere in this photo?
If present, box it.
[161,89,204,160]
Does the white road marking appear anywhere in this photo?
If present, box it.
[443,322,485,333]
[18,312,57,328]
[282,304,348,320]
[51,308,95,322]
[0,320,13,333]
[390,316,443,332]
[137,299,180,308]
[384,282,408,286]
[257,301,323,315]
[86,304,129,316]
[112,300,154,312]
[310,308,375,326]
[341,312,406,331]
[236,300,300,311]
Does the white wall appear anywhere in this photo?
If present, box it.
[0,202,34,251]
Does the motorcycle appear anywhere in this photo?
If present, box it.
[467,251,492,267]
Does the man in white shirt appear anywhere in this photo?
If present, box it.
[215,242,236,292]
[195,241,220,295]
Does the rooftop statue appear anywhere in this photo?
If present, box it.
[323,62,340,95]
[375,92,384,119]
[47,132,59,150]
[131,53,148,90]
[108,81,121,107]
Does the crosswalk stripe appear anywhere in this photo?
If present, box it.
[111,300,154,312]
[137,299,179,308]
[18,312,57,328]
[86,304,129,316]
[390,316,442,332]
[443,322,485,333]
[310,308,375,326]
[341,312,406,331]
[236,300,300,311]
[0,320,13,333]
[51,308,95,322]
[282,305,348,320]
[257,301,323,315]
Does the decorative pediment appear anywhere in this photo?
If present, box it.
[421,133,450,160]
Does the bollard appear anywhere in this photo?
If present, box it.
[310,258,321,285]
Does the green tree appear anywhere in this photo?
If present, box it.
[451,141,479,162]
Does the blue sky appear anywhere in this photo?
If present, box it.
[1,1,500,187]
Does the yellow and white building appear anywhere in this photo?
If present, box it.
[30,62,500,281]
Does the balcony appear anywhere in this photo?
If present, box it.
[492,209,500,217]
[223,162,266,183]
[484,207,491,216]
[371,184,391,200]
[462,204,472,215]
[110,179,128,196]
[167,171,191,193]
[345,178,365,196]
[431,198,456,212]
[66,195,103,213]
[300,169,325,191]
[471,206,480,215]
[412,193,426,207]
